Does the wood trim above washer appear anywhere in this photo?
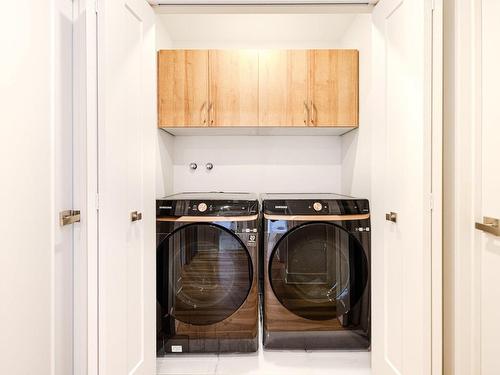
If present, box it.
[157,214,259,222]
[263,213,370,221]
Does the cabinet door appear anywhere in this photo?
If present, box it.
[259,50,309,126]
[209,50,259,126]
[158,50,209,127]
[310,49,359,127]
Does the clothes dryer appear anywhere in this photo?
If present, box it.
[262,193,370,350]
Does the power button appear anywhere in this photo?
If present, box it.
[313,202,323,212]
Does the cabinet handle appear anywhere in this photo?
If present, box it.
[131,211,142,222]
[310,101,316,125]
[303,101,310,125]
[200,102,207,124]
[208,102,214,125]
[475,217,500,237]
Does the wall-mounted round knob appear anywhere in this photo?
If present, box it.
[198,203,208,212]
[206,162,214,170]
[313,202,323,212]
[189,162,197,170]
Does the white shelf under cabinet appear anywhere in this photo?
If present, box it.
[160,127,356,136]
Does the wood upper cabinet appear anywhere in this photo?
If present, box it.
[157,50,209,127]
[309,49,359,127]
[259,50,309,126]
[157,49,358,128]
[208,50,259,126]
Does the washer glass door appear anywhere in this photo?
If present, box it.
[157,223,253,325]
[269,222,368,321]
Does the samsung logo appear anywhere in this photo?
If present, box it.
[159,206,173,209]
[274,205,288,209]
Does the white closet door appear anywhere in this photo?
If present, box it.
[55,0,76,374]
[476,1,500,373]
[1,0,58,374]
[97,0,156,374]
[371,0,434,374]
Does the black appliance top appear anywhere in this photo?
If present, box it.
[260,193,356,200]
[261,192,369,216]
[156,192,259,217]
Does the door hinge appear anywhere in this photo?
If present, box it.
[95,0,99,13]
[95,193,100,211]
[429,194,434,211]
[60,210,81,227]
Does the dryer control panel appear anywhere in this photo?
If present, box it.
[262,197,369,216]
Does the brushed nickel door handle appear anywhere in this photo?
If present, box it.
[131,211,142,222]
[475,217,500,236]
[385,212,397,223]
[60,210,81,226]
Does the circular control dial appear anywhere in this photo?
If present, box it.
[198,202,208,212]
[313,202,323,212]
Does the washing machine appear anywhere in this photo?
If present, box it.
[156,192,259,354]
[261,193,370,350]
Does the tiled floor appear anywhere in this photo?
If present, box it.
[157,349,371,375]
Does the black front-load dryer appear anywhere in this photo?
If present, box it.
[261,193,370,350]
[156,192,259,354]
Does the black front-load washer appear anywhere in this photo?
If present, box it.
[261,193,371,350]
[156,192,259,354]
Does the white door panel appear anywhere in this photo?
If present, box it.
[372,0,431,374]
[98,0,156,374]
[478,1,500,373]
[1,1,54,374]
[54,0,75,374]
[1,0,75,373]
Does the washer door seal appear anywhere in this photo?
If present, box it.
[268,221,368,321]
[157,222,253,326]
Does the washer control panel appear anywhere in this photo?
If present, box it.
[156,198,259,217]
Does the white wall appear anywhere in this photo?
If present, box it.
[155,23,175,198]
[340,14,372,199]
[156,13,354,49]
[0,1,54,374]
[172,136,342,194]
[155,13,372,197]
[156,130,175,197]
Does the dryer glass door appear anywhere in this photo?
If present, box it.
[157,223,253,325]
[269,222,368,321]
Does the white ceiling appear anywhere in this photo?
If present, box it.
[157,13,358,45]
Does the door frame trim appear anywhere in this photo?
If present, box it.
[443,0,481,374]
[73,1,99,374]
[431,0,443,373]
